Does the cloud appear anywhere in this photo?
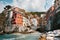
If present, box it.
[0,2,5,13]
[13,0,54,12]
[13,0,47,12]
[0,0,54,12]
[44,0,55,11]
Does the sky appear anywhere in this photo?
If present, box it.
[0,0,55,13]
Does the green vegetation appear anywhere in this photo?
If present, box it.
[26,12,45,16]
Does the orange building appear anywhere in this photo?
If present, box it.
[12,7,25,26]
[15,13,23,26]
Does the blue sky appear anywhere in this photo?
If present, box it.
[0,0,12,3]
[0,0,54,13]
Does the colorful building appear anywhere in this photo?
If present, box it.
[12,7,25,27]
